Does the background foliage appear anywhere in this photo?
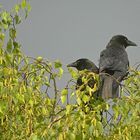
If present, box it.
[0,1,140,139]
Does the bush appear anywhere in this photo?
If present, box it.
[0,1,140,139]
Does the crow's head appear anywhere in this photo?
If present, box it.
[108,35,137,48]
[67,58,99,73]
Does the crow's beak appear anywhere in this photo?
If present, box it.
[127,40,137,46]
[67,62,77,68]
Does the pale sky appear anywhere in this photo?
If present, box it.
[1,0,140,88]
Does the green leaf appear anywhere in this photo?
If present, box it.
[14,14,21,24]
[29,99,33,107]
[27,3,31,12]
[30,134,38,140]
[36,56,43,62]
[0,106,3,115]
[42,107,47,115]
[54,60,62,68]
[45,76,50,87]
[61,89,68,104]
[105,103,109,110]
[23,55,28,64]
[66,105,72,114]
[0,33,5,41]
[25,3,31,18]
[61,88,68,96]
[96,121,103,133]
[1,11,9,22]
[16,93,25,104]
[21,0,26,9]
[9,28,16,39]
[70,92,75,98]
[77,98,82,105]
[15,43,20,50]
[68,133,76,139]
[58,67,63,78]
[82,94,90,103]
[68,67,78,79]
[61,95,66,104]
[5,53,12,65]
[14,4,20,13]
[13,41,20,50]
[6,39,12,53]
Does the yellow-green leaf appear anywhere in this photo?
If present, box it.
[54,60,62,68]
[61,95,66,104]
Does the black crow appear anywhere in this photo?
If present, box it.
[67,58,99,72]
[99,35,137,99]
[67,59,103,117]
[67,58,99,90]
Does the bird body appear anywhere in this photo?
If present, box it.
[99,35,137,99]
[67,58,100,113]
[100,45,128,73]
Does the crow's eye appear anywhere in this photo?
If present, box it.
[124,37,128,41]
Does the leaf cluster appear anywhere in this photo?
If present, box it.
[0,1,140,139]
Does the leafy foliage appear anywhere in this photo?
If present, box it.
[0,1,140,139]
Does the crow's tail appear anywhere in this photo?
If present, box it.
[99,76,119,99]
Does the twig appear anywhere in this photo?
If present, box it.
[50,74,58,121]
[48,115,65,128]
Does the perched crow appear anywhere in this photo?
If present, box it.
[67,58,99,90]
[67,58,99,72]
[99,35,137,99]
[67,58,101,114]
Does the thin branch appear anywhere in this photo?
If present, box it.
[48,115,65,128]
[45,73,51,98]
[50,74,58,122]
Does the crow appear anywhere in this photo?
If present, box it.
[99,35,137,99]
[67,58,104,117]
[67,58,98,72]
[67,58,99,90]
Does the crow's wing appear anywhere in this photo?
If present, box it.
[99,47,129,99]
[99,48,128,74]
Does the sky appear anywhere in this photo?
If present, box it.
[1,0,140,88]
